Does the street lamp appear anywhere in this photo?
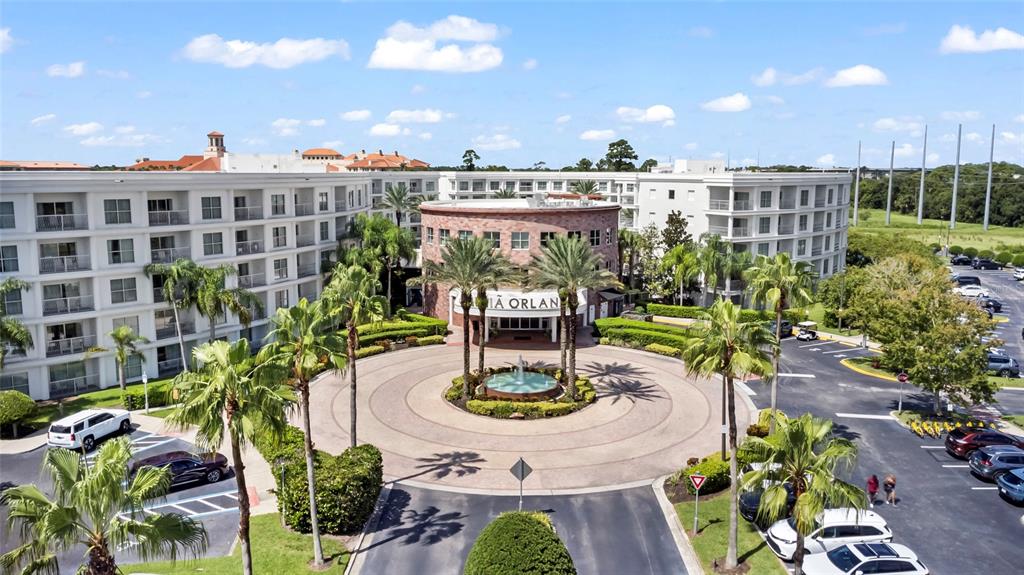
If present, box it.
[142,372,150,414]
[275,456,287,527]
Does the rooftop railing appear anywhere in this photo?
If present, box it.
[234,206,264,221]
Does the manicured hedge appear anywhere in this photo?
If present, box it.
[978,249,994,259]
[1013,254,1024,267]
[358,327,432,347]
[995,251,1013,265]
[355,345,386,359]
[356,315,447,337]
[602,328,690,350]
[464,512,576,575]
[647,303,790,324]
[593,317,692,336]
[644,343,680,358]
[0,390,36,435]
[949,245,964,255]
[120,380,174,411]
[416,335,445,346]
[673,455,730,495]
[964,247,979,258]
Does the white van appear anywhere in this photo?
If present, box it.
[47,408,132,451]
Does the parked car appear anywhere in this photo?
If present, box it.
[978,297,1002,313]
[765,508,893,560]
[953,275,981,287]
[47,408,132,452]
[950,254,972,266]
[995,467,1024,504]
[972,258,1001,270]
[1013,267,1024,281]
[954,285,990,298]
[739,483,796,528]
[767,319,794,338]
[131,450,230,487]
[988,354,1020,377]
[802,543,929,575]
[945,428,1024,459]
[968,445,1024,481]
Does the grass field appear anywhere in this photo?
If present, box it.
[853,208,1024,253]
[123,514,349,574]
[793,302,862,337]
[24,378,175,428]
[1004,415,1024,428]
[674,493,786,575]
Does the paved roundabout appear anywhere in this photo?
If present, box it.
[307,343,750,493]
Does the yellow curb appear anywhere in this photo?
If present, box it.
[840,358,898,382]
[993,315,1009,324]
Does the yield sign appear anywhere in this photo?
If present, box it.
[510,457,533,481]
[689,474,706,492]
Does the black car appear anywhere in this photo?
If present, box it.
[767,320,793,338]
[739,483,796,528]
[131,450,230,487]
[979,297,1002,313]
[951,255,972,265]
[954,275,981,287]
[972,258,1001,270]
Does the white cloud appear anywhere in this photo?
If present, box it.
[688,26,714,38]
[701,92,751,112]
[322,140,344,148]
[47,61,85,78]
[616,104,676,126]
[114,125,136,134]
[271,118,302,136]
[418,132,433,141]
[367,15,503,73]
[893,143,917,157]
[740,157,756,166]
[941,110,981,121]
[79,133,163,147]
[411,84,426,94]
[522,58,538,70]
[472,133,521,151]
[872,117,923,134]
[825,64,888,87]
[386,108,447,123]
[63,122,103,136]
[0,28,12,53]
[1015,114,1024,123]
[340,110,372,121]
[241,137,267,146]
[765,95,785,105]
[863,23,907,36]
[964,132,983,143]
[579,129,616,141]
[136,90,152,99]
[306,118,326,127]
[751,67,777,87]
[30,113,56,126]
[816,154,835,166]
[97,69,131,79]
[182,34,350,69]
[555,114,572,124]
[684,142,698,151]
[940,25,1024,54]
[927,152,940,163]
[369,123,410,136]
[784,68,822,85]
[999,132,1019,143]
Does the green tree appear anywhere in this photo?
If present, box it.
[0,437,207,575]
[145,259,202,365]
[816,269,869,328]
[617,229,642,289]
[0,390,35,437]
[473,256,519,375]
[0,278,32,369]
[661,210,693,250]
[636,223,667,295]
[86,325,149,391]
[680,300,774,570]
[362,216,417,307]
[258,298,345,567]
[741,414,865,575]
[381,182,421,227]
[196,264,262,342]
[462,149,480,171]
[695,233,728,304]
[662,245,700,305]
[604,139,638,171]
[572,158,594,171]
[170,339,286,575]
[570,180,598,196]
[639,158,658,172]
[745,253,816,433]
[531,236,621,398]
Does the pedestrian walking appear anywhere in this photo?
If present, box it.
[883,474,897,506]
[866,474,879,508]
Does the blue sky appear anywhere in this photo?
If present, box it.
[2,1,1022,168]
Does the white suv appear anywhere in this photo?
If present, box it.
[1013,267,1024,281]
[803,542,929,575]
[765,508,893,560]
[47,408,132,451]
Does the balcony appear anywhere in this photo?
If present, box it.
[708,199,730,210]
[246,305,266,321]
[296,235,315,248]
[811,247,823,256]
[158,358,183,377]
[46,335,97,358]
[0,373,29,395]
[297,262,317,278]
[234,206,264,221]
[778,225,795,235]
[295,203,314,216]
[236,240,264,256]
[733,200,752,211]
[731,227,752,238]
[780,200,796,210]
[48,373,100,398]
[156,321,195,341]
[238,273,266,289]
[39,254,91,274]
[36,214,88,232]
[814,199,826,208]
[151,247,191,264]
[708,225,729,236]
[334,200,349,212]
[42,295,94,316]
[812,224,824,232]
[2,345,27,363]
[148,210,189,226]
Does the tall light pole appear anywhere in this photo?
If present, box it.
[853,141,862,226]
[885,141,895,225]
[983,123,995,231]
[917,125,928,225]
[142,371,150,414]
[950,124,962,231]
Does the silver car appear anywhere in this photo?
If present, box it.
[968,445,1024,481]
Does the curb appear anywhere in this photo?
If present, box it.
[652,475,705,575]
[839,358,897,382]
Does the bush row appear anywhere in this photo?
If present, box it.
[357,327,431,347]
[949,246,1024,267]
[356,314,447,338]
[644,343,681,358]
[600,328,690,350]
[354,335,445,360]
[646,303,800,324]
[593,317,692,336]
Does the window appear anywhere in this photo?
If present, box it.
[203,232,223,256]
[275,289,289,308]
[271,194,286,216]
[439,229,451,245]
[110,278,137,304]
[2,288,23,315]
[201,197,222,220]
[822,259,829,275]
[519,181,533,193]
[511,231,529,250]
[799,189,809,206]
[103,199,132,224]
[589,229,601,246]
[827,188,834,204]
[273,258,288,280]
[759,217,771,234]
[626,183,634,193]
[760,190,772,208]
[826,212,833,228]
[318,192,329,211]
[537,181,547,191]
[483,231,500,248]
[320,221,329,241]
[489,181,500,191]
[797,239,806,255]
[598,182,608,192]
[825,236,831,252]
[568,230,582,240]
[107,239,134,264]
[668,189,676,200]
[553,181,563,191]
[0,201,13,228]
[540,231,556,247]
[605,228,612,245]
[112,315,140,334]
[273,226,287,248]
[458,230,472,240]
[0,245,18,272]
[798,214,808,231]
[426,227,435,244]
[758,243,769,256]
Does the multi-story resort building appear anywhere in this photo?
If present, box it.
[0,133,850,400]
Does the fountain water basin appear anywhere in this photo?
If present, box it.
[482,355,561,401]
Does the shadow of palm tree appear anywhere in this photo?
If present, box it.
[392,451,487,482]
[372,488,413,533]
[581,360,652,381]
[595,379,665,404]
[831,422,861,441]
[363,505,466,550]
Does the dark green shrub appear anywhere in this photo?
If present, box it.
[459,376,595,419]
[978,249,994,259]
[599,328,689,350]
[964,247,978,258]
[995,251,1013,265]
[1013,254,1024,267]
[464,512,576,575]
[0,390,36,436]
[633,306,646,313]
[355,345,385,359]
[646,303,772,324]
[594,317,690,336]
[929,243,941,253]
[358,327,431,347]
[121,385,171,411]
[949,245,963,255]
[676,456,730,495]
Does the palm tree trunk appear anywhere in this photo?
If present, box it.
[172,303,187,370]
[794,532,807,575]
[477,297,487,375]
[567,295,578,400]
[209,315,216,343]
[229,427,254,575]
[395,210,402,227]
[386,263,393,308]
[348,322,358,448]
[770,306,782,434]
[299,383,325,566]
[85,540,118,575]
[558,296,568,384]
[725,375,739,569]
[629,251,637,289]
[118,361,126,391]
[461,296,472,399]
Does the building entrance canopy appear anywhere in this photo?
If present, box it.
[449,288,588,318]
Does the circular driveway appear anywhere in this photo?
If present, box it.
[308,344,750,492]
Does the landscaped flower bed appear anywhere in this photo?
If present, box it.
[444,366,596,419]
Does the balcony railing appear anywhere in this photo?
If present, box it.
[297,263,317,278]
[2,345,27,362]
[236,240,264,256]
[0,373,30,395]
[39,254,91,274]
[48,373,100,398]
[708,225,729,236]
[46,335,97,358]
[334,200,349,212]
[246,306,267,321]
[0,215,15,229]
[36,214,88,232]
[156,321,195,341]
[151,247,191,264]
[811,247,823,256]
[708,199,730,210]
[733,200,753,211]
[43,295,94,316]
[234,206,264,221]
[148,210,189,226]
[295,203,314,216]
[238,273,266,289]
[812,224,824,232]
[777,225,795,235]
[296,235,315,248]
[780,200,796,210]
[153,288,165,303]
[157,358,183,377]
[731,227,752,238]
[814,199,826,208]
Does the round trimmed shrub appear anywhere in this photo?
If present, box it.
[1013,254,1024,267]
[464,512,576,575]
[0,390,35,436]
[995,251,1013,265]
[964,247,978,258]
[978,249,994,259]
[929,243,941,253]
[678,456,730,495]
[949,245,963,256]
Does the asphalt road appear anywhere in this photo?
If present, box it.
[0,426,240,574]
[355,483,687,575]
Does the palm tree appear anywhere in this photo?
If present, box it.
[258,298,345,568]
[741,414,865,575]
[745,253,816,433]
[662,245,700,305]
[170,339,287,575]
[0,437,207,575]
[492,188,518,199]
[145,258,202,365]
[195,264,263,342]
[473,255,519,374]
[0,278,32,369]
[86,325,149,391]
[617,229,642,289]
[362,218,417,308]
[570,180,599,196]
[381,182,421,227]
[322,265,388,447]
[531,236,621,398]
[695,233,728,304]
[680,299,774,570]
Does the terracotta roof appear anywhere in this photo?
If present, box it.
[301,148,343,158]
[348,152,429,170]
[207,131,224,137]
[126,155,204,171]
[0,160,89,170]
[181,157,221,172]
[326,163,342,172]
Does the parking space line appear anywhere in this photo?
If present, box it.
[129,437,178,455]
[778,373,816,378]
[835,412,897,420]
[198,499,225,510]
[942,464,969,468]
[920,446,945,449]
[822,348,852,355]
[224,492,239,500]
[169,504,193,514]
[971,487,998,491]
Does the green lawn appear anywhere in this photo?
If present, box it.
[991,375,1024,389]
[145,406,178,419]
[123,514,349,574]
[1004,415,1024,428]
[792,303,862,337]
[674,493,786,575]
[25,378,175,428]
[854,208,1024,253]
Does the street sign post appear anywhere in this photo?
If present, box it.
[510,457,533,511]
[897,372,908,412]
[689,474,706,534]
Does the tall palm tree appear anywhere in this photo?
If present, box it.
[695,233,728,304]
[662,245,700,305]
[727,249,754,307]
[0,278,32,369]
[492,188,518,199]
[322,265,388,447]
[680,299,774,570]
[741,414,865,575]
[745,253,816,433]
[570,180,599,196]
[86,325,149,391]
[0,437,207,575]
[258,298,345,568]
[381,182,421,227]
[531,236,621,399]
[617,229,642,289]
[195,264,263,342]
[362,218,417,308]
[473,254,519,374]
[145,258,202,366]
[170,339,287,575]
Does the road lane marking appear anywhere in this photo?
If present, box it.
[942,464,969,468]
[800,341,838,349]
[971,487,998,491]
[920,446,945,449]
[835,413,897,420]
[822,348,851,355]
[778,373,816,378]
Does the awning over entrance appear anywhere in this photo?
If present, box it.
[599,289,625,302]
